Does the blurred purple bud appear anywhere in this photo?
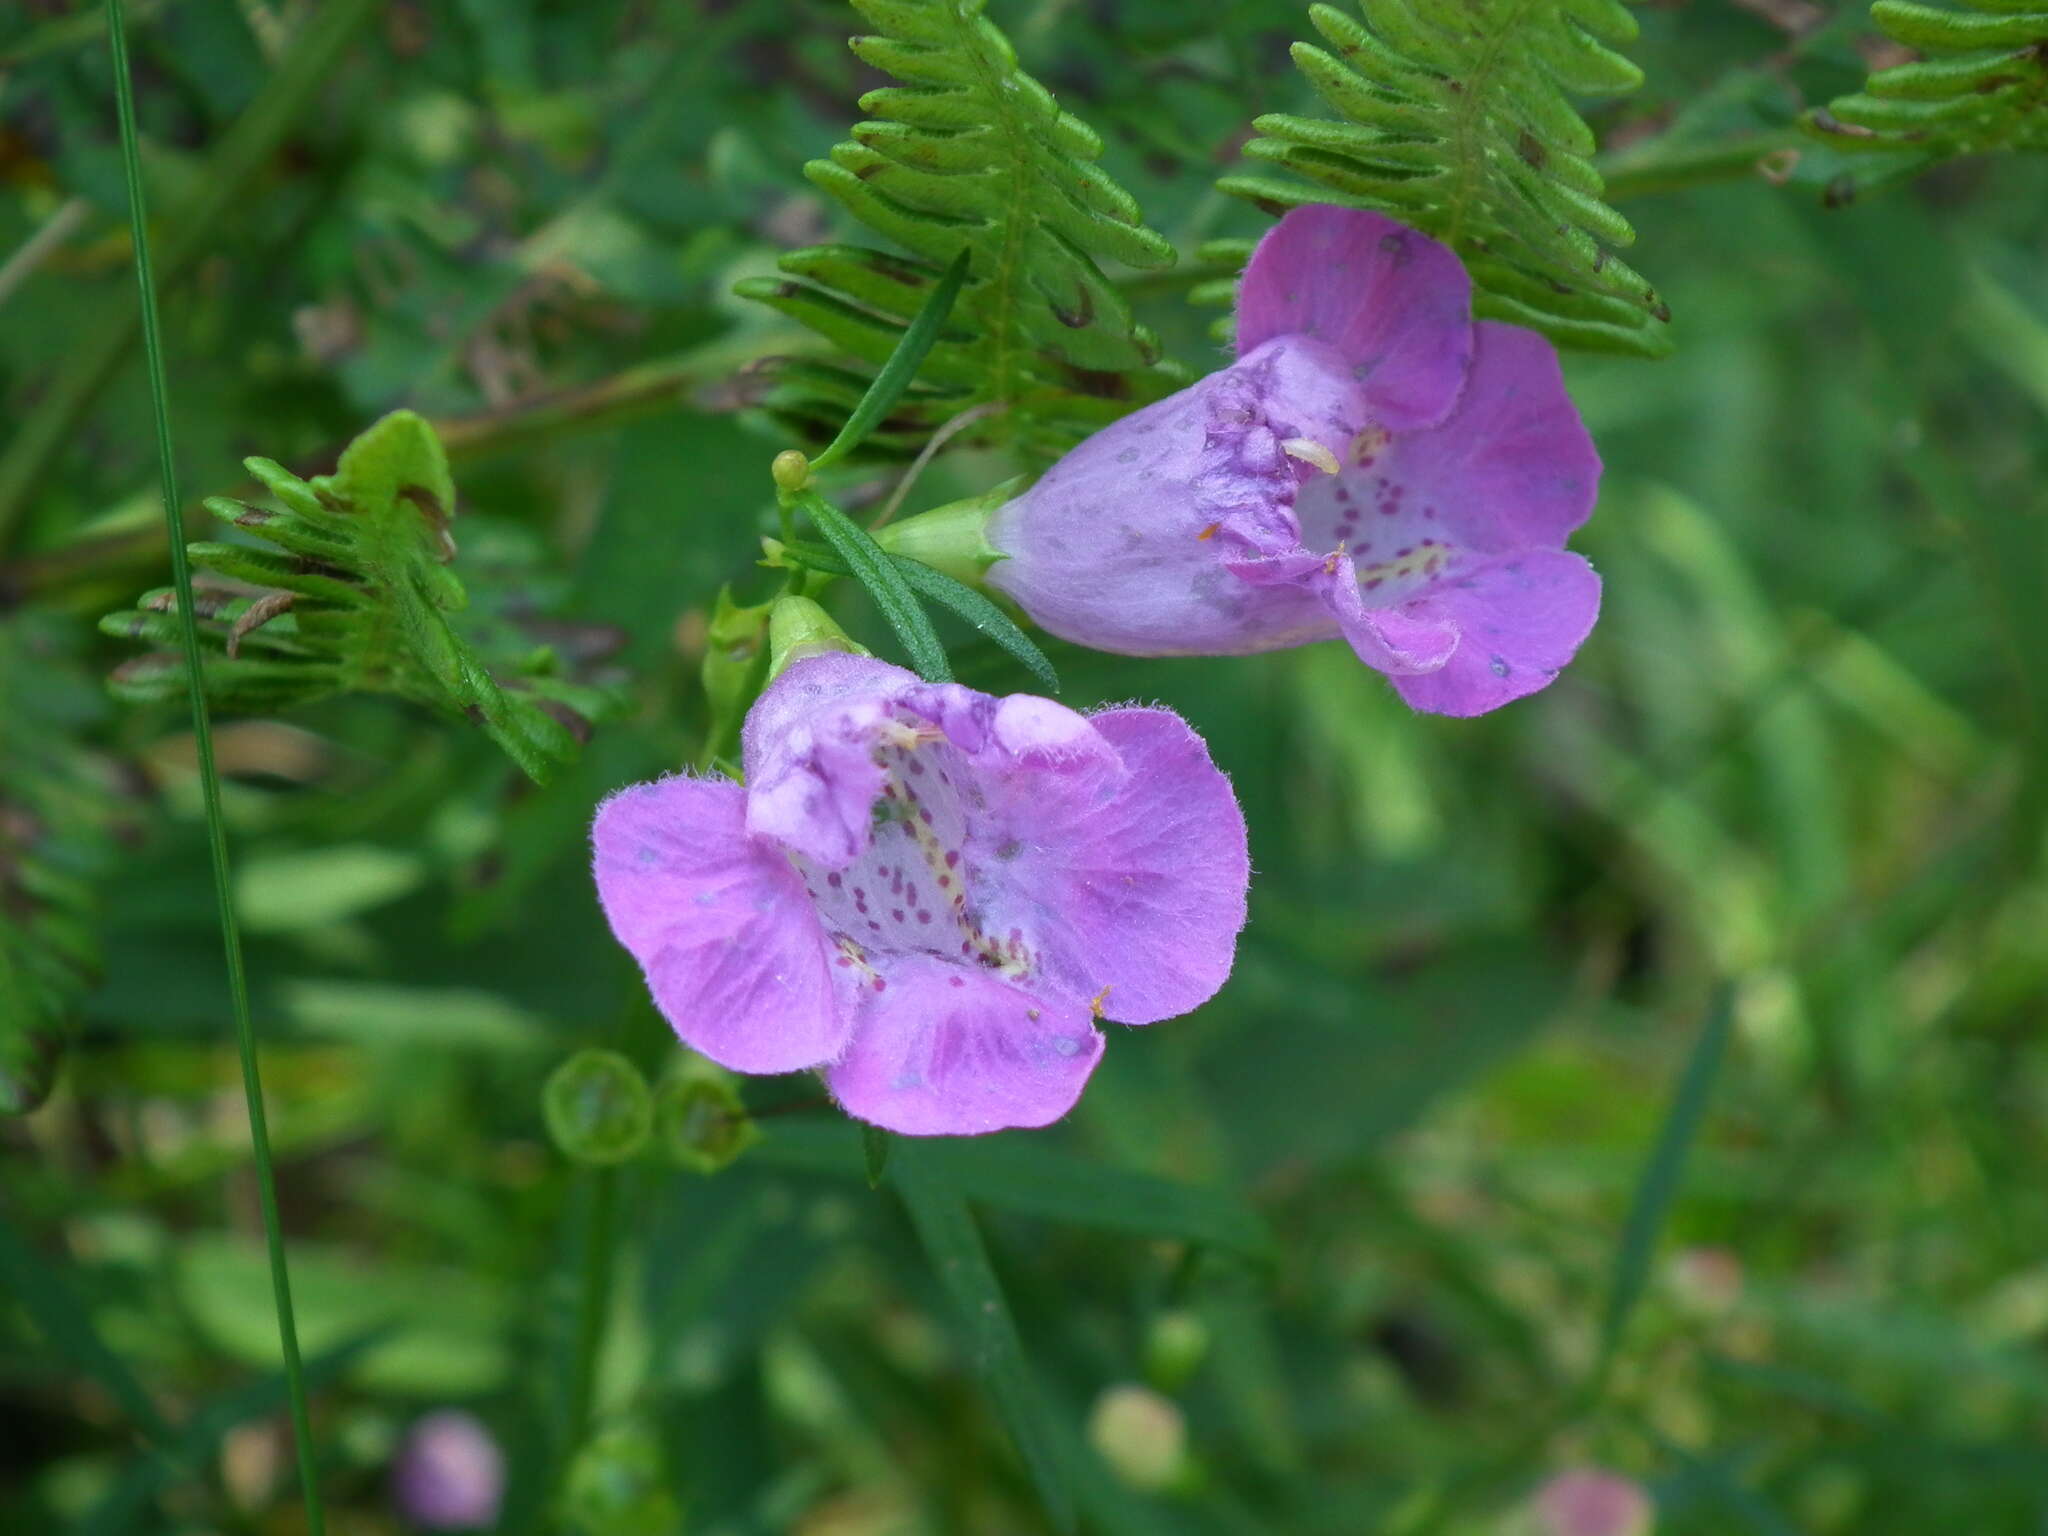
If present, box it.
[1533,1468,1654,1536]
[395,1410,505,1531]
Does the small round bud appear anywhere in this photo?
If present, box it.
[655,1061,760,1175]
[770,449,811,493]
[1087,1384,1188,1493]
[542,1050,652,1165]
[1142,1309,1210,1393]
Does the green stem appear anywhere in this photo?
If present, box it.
[105,5,326,1533]
[0,0,381,555]
[565,1166,621,1455]
[7,328,819,602]
[1600,129,1808,204]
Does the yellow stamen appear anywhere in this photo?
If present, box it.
[1281,438,1341,476]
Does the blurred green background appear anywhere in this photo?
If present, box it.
[4,1,2047,1532]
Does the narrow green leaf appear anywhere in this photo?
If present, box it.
[924,1137,1270,1258]
[894,1145,1074,1533]
[1599,988,1734,1370]
[810,248,970,472]
[800,494,952,682]
[773,539,1058,693]
[887,557,1060,693]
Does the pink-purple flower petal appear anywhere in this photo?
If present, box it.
[826,955,1104,1135]
[1357,320,1601,556]
[995,707,1250,1024]
[1235,204,1474,432]
[1387,550,1603,717]
[592,775,846,1075]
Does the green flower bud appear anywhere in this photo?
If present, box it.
[542,1050,653,1165]
[871,477,1023,585]
[561,1424,680,1536]
[767,594,868,680]
[655,1060,760,1175]
[770,449,811,494]
[1142,1309,1210,1393]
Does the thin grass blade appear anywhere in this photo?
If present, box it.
[104,4,326,1530]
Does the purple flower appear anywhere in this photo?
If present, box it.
[983,205,1602,716]
[393,1410,505,1531]
[591,654,1247,1135]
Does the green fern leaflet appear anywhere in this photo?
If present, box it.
[1807,1,2048,163]
[736,0,1185,465]
[1220,0,1672,358]
[101,412,621,784]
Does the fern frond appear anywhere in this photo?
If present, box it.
[735,0,1185,465]
[101,412,624,784]
[1219,0,1672,358]
[0,615,138,1114]
[1806,2,2048,165]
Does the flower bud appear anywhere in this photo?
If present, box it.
[655,1058,760,1174]
[1087,1384,1188,1493]
[542,1049,652,1165]
[767,594,868,679]
[393,1410,505,1531]
[1142,1309,1210,1393]
[871,479,1017,585]
[770,449,811,493]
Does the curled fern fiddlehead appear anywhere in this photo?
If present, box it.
[1219,0,1672,358]
[101,412,623,784]
[736,0,1185,466]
